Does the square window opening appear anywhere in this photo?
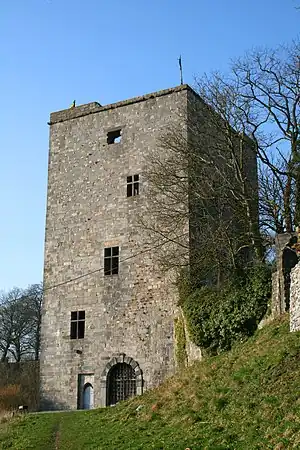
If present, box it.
[107,129,122,144]
[70,310,85,339]
[127,174,140,197]
[104,246,119,275]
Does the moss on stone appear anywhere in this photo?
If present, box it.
[174,315,187,369]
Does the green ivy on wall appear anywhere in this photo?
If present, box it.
[180,264,271,355]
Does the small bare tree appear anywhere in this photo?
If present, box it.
[0,284,43,362]
[0,288,23,362]
[24,284,43,361]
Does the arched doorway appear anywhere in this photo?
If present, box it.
[107,363,136,406]
[83,383,94,410]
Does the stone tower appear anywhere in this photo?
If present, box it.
[40,84,257,410]
[40,85,195,410]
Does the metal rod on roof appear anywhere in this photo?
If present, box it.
[178,55,183,85]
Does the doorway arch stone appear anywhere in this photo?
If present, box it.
[82,382,94,410]
[100,353,143,407]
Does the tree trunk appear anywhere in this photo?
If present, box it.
[0,344,10,362]
[284,173,293,232]
[293,140,300,229]
[294,169,300,229]
[35,324,40,361]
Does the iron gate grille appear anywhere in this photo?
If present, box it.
[107,363,136,406]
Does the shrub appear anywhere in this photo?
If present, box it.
[182,264,272,354]
[0,384,21,411]
[0,362,39,411]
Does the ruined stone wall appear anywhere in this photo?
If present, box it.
[181,309,202,365]
[40,86,192,410]
[290,262,300,331]
[271,233,297,318]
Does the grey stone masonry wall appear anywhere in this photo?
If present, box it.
[290,261,300,331]
[40,85,195,410]
[272,233,298,318]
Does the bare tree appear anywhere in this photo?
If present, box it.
[0,284,43,362]
[24,284,43,361]
[231,41,300,232]
[141,41,299,286]
[0,288,25,362]
[259,160,286,235]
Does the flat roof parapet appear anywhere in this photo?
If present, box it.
[49,84,194,125]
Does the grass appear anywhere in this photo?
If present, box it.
[1,314,300,449]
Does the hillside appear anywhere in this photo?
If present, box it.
[1,315,300,449]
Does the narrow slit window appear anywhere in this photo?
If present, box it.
[104,246,119,275]
[70,311,85,339]
[127,174,139,197]
[107,129,122,144]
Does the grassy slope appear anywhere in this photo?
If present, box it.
[1,315,300,449]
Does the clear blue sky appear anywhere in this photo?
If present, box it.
[0,0,299,290]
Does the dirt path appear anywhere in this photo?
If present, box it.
[52,418,61,450]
